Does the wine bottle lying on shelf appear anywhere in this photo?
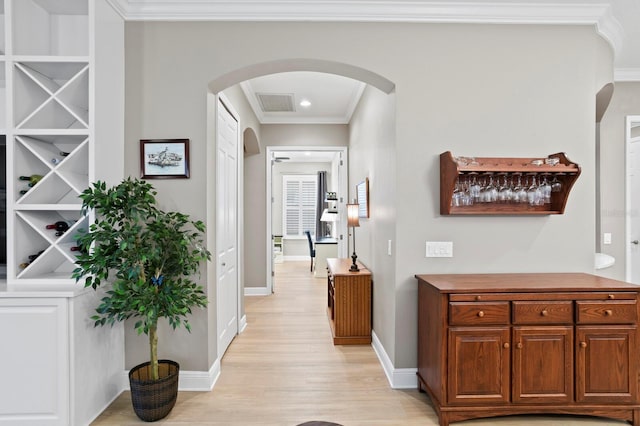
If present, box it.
[60,151,70,157]
[45,220,74,236]
[18,175,43,186]
[26,250,45,262]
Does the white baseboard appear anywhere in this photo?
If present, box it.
[239,314,247,333]
[245,286,271,296]
[85,389,124,426]
[119,358,222,392]
[371,330,418,389]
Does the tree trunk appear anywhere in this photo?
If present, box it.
[149,323,159,380]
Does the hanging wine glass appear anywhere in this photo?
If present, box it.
[484,172,497,203]
[498,173,512,203]
[515,173,528,203]
[539,173,552,204]
[527,174,541,205]
[551,173,563,193]
[469,172,481,203]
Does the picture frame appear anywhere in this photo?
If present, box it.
[140,139,190,179]
[356,178,369,218]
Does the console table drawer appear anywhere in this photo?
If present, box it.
[512,301,573,324]
[449,301,510,325]
[576,300,637,324]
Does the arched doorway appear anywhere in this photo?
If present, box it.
[207,58,395,362]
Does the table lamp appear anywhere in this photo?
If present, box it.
[347,201,360,272]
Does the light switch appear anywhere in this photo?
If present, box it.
[604,233,612,245]
[426,241,453,257]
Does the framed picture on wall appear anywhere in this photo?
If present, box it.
[357,178,369,218]
[140,139,190,179]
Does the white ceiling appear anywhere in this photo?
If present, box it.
[272,149,337,163]
[240,72,365,124]
[108,0,640,123]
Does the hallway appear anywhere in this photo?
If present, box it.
[91,261,627,425]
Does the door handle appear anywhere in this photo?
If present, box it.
[632,240,639,245]
[222,262,226,266]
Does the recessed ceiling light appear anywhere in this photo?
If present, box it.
[299,99,311,108]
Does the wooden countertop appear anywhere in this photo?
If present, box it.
[415,272,640,293]
[327,258,371,276]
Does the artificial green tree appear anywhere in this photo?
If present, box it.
[72,177,210,380]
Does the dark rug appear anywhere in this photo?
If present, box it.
[297,422,343,426]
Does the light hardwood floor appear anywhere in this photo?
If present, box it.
[92,261,627,425]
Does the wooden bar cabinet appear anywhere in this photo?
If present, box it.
[416,273,640,426]
[326,258,372,345]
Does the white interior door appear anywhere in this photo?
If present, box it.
[626,116,640,283]
[216,96,239,357]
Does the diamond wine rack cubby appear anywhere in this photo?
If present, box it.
[14,62,89,130]
[6,0,94,285]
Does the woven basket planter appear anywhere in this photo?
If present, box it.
[129,360,180,422]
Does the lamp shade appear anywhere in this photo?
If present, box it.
[320,209,339,222]
[347,203,360,227]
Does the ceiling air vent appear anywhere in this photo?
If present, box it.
[256,93,296,112]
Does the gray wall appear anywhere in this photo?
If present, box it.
[125,21,613,371]
[598,82,640,280]
[348,85,397,360]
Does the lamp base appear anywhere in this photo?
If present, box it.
[350,252,359,272]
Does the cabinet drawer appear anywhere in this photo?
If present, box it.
[512,301,573,324]
[449,302,510,325]
[576,300,637,324]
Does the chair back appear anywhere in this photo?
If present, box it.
[304,231,315,257]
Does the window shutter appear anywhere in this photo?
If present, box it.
[283,175,318,238]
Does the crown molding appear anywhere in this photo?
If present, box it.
[614,68,640,82]
[105,1,623,59]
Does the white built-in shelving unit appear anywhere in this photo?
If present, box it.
[7,0,92,285]
[0,2,124,425]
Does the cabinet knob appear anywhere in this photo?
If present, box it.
[503,342,510,349]
[604,309,613,316]
[477,311,485,317]
[516,342,523,349]
[580,341,587,348]
[475,295,482,301]
[608,294,615,299]
[541,310,548,316]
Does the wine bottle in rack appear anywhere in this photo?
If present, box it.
[19,262,29,269]
[51,158,62,165]
[70,246,87,253]
[18,175,43,186]
[27,250,45,261]
[60,151,70,157]
[19,190,28,195]
[45,220,74,236]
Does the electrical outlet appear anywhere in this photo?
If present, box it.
[426,241,453,258]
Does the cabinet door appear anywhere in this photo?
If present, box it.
[576,326,637,403]
[447,327,510,404]
[512,326,573,403]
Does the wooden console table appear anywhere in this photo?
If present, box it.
[326,258,371,345]
[415,273,640,426]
